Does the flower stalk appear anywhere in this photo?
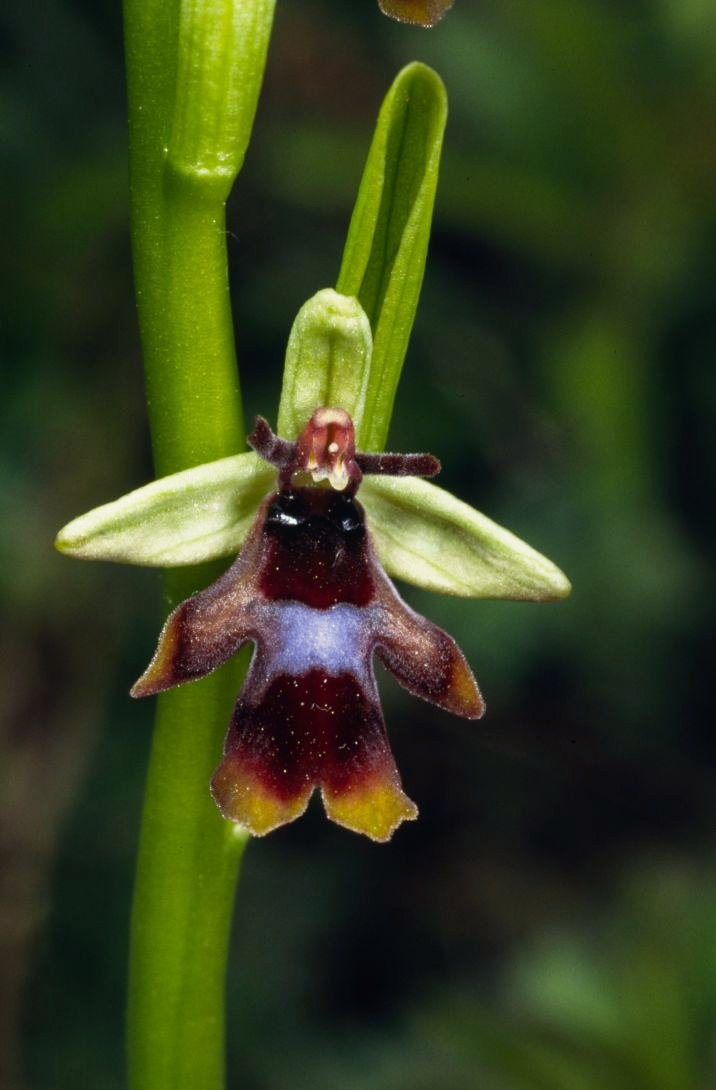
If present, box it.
[122,1,275,1088]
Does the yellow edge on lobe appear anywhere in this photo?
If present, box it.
[449,654,485,719]
[212,755,418,842]
[130,607,184,698]
[211,755,312,836]
[322,774,418,843]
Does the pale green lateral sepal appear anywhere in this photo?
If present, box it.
[361,476,572,601]
[55,453,274,567]
[276,289,373,440]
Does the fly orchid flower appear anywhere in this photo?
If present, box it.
[57,290,570,842]
[130,408,483,841]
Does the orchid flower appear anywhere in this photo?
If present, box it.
[57,64,569,845]
[130,408,483,841]
[57,290,570,842]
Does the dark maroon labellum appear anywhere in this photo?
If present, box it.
[132,409,483,841]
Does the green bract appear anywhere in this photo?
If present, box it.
[337,62,447,451]
[169,0,276,191]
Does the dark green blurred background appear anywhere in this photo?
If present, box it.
[3,1,716,1087]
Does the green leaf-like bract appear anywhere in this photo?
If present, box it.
[337,62,447,451]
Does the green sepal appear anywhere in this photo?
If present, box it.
[56,452,570,602]
[55,453,274,567]
[336,62,447,450]
[361,476,571,601]
[276,289,373,440]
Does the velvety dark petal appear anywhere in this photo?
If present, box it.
[131,501,270,697]
[247,416,294,475]
[211,668,416,841]
[373,568,485,719]
[355,451,440,478]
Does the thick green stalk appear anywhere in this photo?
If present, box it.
[127,651,249,1090]
[123,1,274,1088]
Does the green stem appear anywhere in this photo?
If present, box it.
[148,171,244,473]
[123,1,274,1087]
[127,644,249,1090]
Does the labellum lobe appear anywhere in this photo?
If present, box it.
[133,410,483,841]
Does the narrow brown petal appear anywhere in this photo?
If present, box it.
[355,451,440,478]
